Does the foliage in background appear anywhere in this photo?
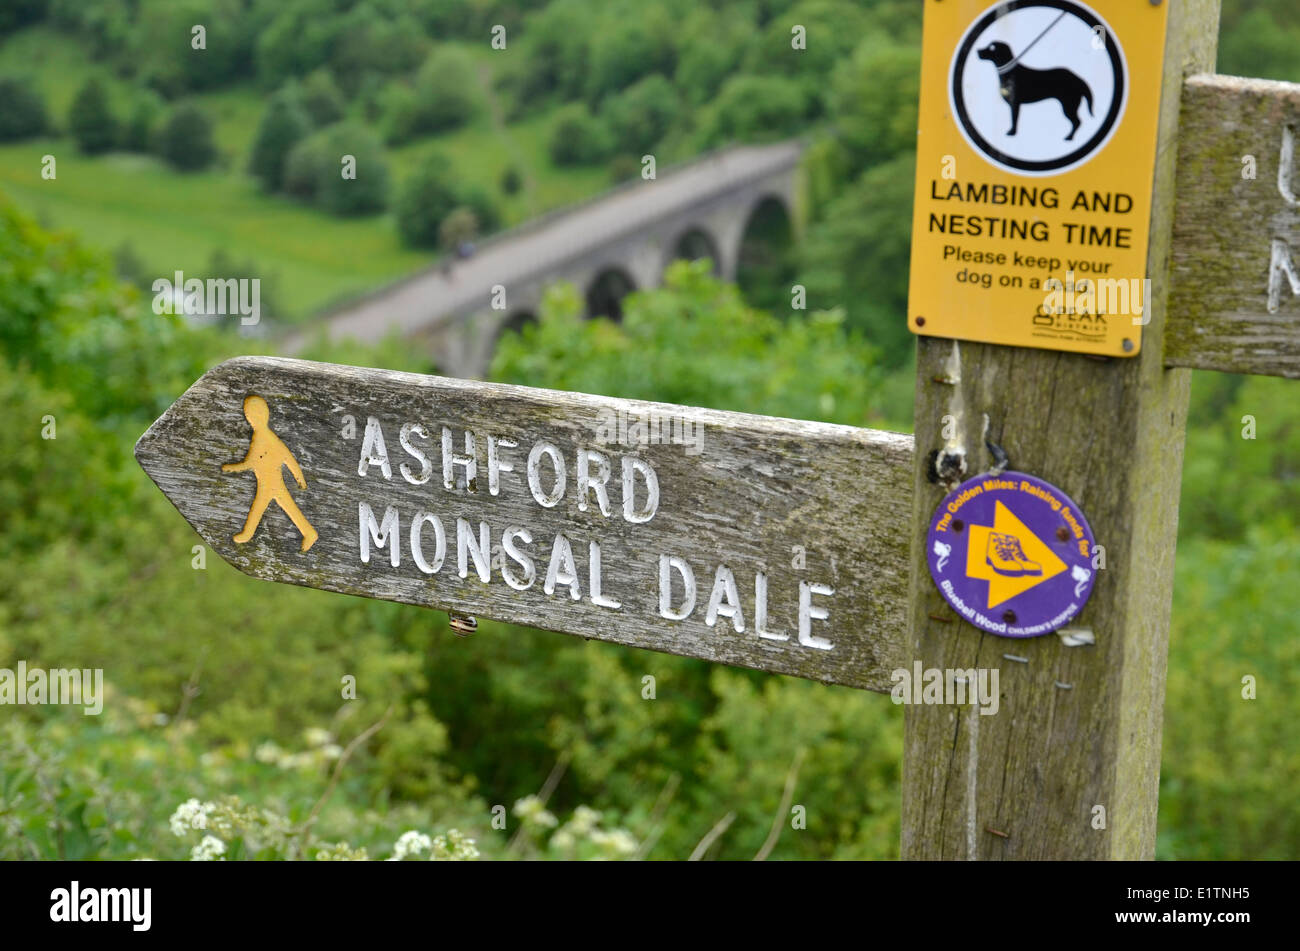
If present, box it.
[0,0,1298,862]
[492,260,895,429]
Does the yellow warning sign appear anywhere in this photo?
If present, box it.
[907,0,1170,356]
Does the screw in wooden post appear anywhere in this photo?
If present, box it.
[448,612,478,637]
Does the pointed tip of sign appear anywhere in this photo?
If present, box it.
[133,413,162,468]
[133,355,261,467]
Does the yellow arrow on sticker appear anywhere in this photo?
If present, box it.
[965,500,1067,609]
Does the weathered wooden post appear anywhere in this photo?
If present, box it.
[903,0,1221,859]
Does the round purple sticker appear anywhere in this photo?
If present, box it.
[926,471,1097,638]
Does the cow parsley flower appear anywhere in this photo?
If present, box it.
[514,795,558,828]
[303,727,333,748]
[431,828,479,860]
[169,799,215,836]
[388,830,433,861]
[191,835,227,861]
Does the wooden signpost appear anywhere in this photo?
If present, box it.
[137,0,1297,860]
[135,356,913,692]
[1168,74,1300,378]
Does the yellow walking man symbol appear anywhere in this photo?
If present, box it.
[222,395,318,552]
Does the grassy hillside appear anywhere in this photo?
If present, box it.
[0,29,621,319]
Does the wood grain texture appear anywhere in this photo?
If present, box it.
[1167,73,1300,377]
[135,356,914,692]
[902,0,1219,860]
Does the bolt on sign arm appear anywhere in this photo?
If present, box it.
[902,0,1221,860]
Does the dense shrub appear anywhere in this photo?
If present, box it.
[299,69,346,126]
[0,77,47,141]
[601,74,681,155]
[248,89,312,192]
[155,102,218,172]
[284,123,389,215]
[395,154,459,248]
[706,74,806,143]
[394,154,497,248]
[548,103,611,166]
[382,48,479,145]
[68,77,118,155]
[119,90,162,153]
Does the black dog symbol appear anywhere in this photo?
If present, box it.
[977,40,1093,141]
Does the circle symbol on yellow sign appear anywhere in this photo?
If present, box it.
[950,0,1128,176]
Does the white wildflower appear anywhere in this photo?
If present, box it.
[606,829,638,856]
[569,805,602,835]
[590,828,638,857]
[390,830,433,860]
[190,835,226,861]
[552,829,575,851]
[303,727,332,748]
[168,799,215,836]
[429,829,480,861]
[514,795,558,828]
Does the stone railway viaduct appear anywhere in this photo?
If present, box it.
[286,140,804,377]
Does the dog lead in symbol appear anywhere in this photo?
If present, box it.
[978,39,1094,141]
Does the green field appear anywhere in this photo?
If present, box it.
[0,31,619,321]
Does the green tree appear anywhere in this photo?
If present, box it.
[438,206,479,252]
[0,77,47,141]
[707,74,806,143]
[830,36,922,176]
[285,124,389,216]
[583,12,677,103]
[299,68,346,126]
[453,183,500,234]
[382,47,479,145]
[155,102,218,172]
[395,154,460,247]
[119,89,162,153]
[602,74,681,155]
[67,77,118,155]
[133,0,258,96]
[248,89,312,192]
[743,0,869,113]
[515,0,592,105]
[548,104,611,166]
[799,152,917,367]
[500,166,522,196]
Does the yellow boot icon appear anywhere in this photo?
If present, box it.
[986,532,1042,577]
